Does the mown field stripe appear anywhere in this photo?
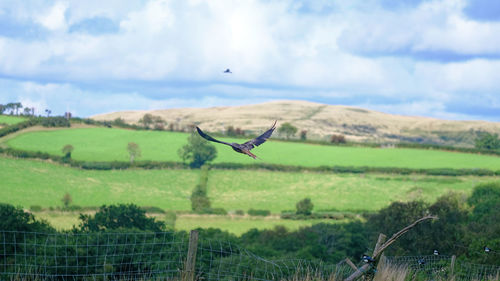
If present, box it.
[4,127,500,170]
[0,156,497,213]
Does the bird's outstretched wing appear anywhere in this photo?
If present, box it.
[196,127,232,146]
[242,120,277,150]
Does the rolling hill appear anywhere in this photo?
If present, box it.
[92,100,500,146]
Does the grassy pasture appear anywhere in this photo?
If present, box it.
[0,156,496,214]
[5,127,500,170]
[0,114,26,125]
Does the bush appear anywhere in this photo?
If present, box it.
[296,198,314,215]
[235,210,245,216]
[77,204,165,232]
[191,166,211,213]
[248,209,271,216]
[330,134,346,143]
[140,206,166,214]
[209,208,228,215]
[41,116,70,127]
[0,203,53,232]
[29,205,43,212]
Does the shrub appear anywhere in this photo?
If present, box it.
[235,210,245,216]
[296,198,314,215]
[248,209,271,216]
[29,205,43,212]
[140,206,166,214]
[191,166,211,213]
[77,204,165,232]
[330,134,346,143]
[209,208,228,215]
[41,116,70,127]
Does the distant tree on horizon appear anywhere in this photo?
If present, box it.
[278,122,297,139]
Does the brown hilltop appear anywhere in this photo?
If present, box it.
[91,100,500,147]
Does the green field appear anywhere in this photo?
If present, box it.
[5,127,500,169]
[0,114,26,125]
[0,156,496,213]
[34,212,337,235]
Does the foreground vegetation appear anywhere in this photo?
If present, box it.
[5,127,500,169]
[2,181,500,268]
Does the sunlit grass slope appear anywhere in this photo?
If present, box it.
[0,115,26,125]
[0,157,496,213]
[5,127,500,169]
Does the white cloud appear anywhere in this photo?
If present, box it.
[35,2,68,31]
[0,0,499,121]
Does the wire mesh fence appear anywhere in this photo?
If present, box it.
[0,231,188,280]
[0,231,346,281]
[385,255,500,281]
[1,230,499,281]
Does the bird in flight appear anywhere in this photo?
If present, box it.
[223,68,232,74]
[196,121,277,159]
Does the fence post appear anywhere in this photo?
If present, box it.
[450,255,456,277]
[184,230,199,281]
[345,258,358,271]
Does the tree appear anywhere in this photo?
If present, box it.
[296,198,314,215]
[61,192,72,208]
[62,144,74,160]
[178,132,217,168]
[5,103,14,114]
[0,104,5,114]
[23,107,31,116]
[77,204,165,232]
[127,142,141,163]
[226,126,236,136]
[300,130,307,140]
[45,109,51,117]
[278,122,297,139]
[475,132,500,150]
[138,113,154,128]
[113,117,126,126]
[13,102,22,115]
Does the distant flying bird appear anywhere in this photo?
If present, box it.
[433,250,439,256]
[484,246,491,253]
[196,121,277,159]
[223,68,232,74]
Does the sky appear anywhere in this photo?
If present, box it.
[0,0,500,121]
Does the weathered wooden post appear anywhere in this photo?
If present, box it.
[450,255,456,277]
[345,258,358,271]
[344,215,437,281]
[183,230,199,281]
